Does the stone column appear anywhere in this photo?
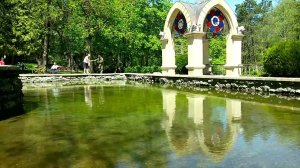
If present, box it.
[224,34,243,76]
[203,39,210,75]
[185,32,206,76]
[161,37,176,76]
[187,95,205,125]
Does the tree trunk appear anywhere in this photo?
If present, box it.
[39,0,51,67]
[41,32,49,66]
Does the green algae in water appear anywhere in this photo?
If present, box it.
[0,84,300,168]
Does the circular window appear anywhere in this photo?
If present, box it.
[206,9,225,36]
[174,12,187,35]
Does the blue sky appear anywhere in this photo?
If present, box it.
[224,0,245,10]
[172,0,245,11]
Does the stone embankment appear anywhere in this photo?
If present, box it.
[19,73,300,95]
[20,74,126,87]
[125,74,300,95]
[0,66,24,119]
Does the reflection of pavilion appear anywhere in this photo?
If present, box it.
[162,90,241,162]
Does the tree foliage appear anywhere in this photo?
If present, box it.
[236,0,300,77]
[175,36,188,74]
[235,0,272,65]
[208,34,226,65]
[263,41,300,77]
[1,0,300,76]
[0,0,171,72]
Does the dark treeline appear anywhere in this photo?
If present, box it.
[0,0,299,75]
[0,0,171,72]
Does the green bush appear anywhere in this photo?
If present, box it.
[24,63,37,70]
[125,67,133,73]
[175,54,188,74]
[263,41,300,77]
[125,66,161,73]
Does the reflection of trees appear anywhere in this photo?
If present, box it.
[169,123,189,152]
[241,102,300,147]
[0,85,170,167]
[4,85,300,167]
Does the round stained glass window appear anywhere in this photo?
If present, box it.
[206,9,225,36]
[174,12,187,35]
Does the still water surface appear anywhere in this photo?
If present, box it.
[0,83,300,168]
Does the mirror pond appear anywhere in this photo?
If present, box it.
[0,83,300,168]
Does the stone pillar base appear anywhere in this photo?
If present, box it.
[186,65,206,76]
[161,66,176,76]
[224,65,242,77]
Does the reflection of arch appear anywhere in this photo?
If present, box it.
[193,97,241,162]
[197,124,237,163]
[161,0,243,76]
[161,91,242,161]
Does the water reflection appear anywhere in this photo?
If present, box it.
[84,86,92,108]
[0,85,299,167]
[162,90,242,162]
[52,88,60,98]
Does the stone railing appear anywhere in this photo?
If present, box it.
[0,66,24,119]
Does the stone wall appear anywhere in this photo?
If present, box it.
[0,66,24,119]
[19,73,300,95]
[20,74,126,87]
[126,74,300,95]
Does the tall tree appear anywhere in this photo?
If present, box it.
[260,0,300,45]
[235,0,272,65]
[0,0,16,63]
[2,0,171,72]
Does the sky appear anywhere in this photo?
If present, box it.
[223,0,245,10]
[172,0,245,11]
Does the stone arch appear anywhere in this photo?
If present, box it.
[161,0,243,76]
[163,2,197,37]
[197,0,242,76]
[198,0,239,34]
[161,2,196,75]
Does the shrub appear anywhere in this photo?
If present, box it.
[125,67,134,73]
[175,54,188,74]
[24,63,37,70]
[125,66,161,73]
[263,41,300,77]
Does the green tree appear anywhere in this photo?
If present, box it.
[260,0,300,45]
[235,0,272,65]
[0,0,15,63]
[175,36,188,74]
[208,34,226,65]
[263,41,300,77]
[1,0,171,72]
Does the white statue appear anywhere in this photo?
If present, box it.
[237,26,245,34]
[159,31,165,39]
